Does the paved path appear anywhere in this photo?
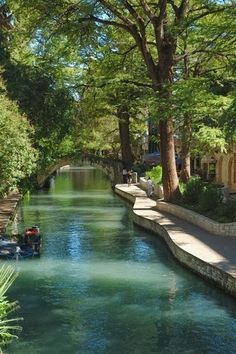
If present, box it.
[115,183,236,296]
[0,192,21,233]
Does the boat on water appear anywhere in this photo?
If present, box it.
[0,225,42,260]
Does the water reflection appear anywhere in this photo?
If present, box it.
[7,168,236,354]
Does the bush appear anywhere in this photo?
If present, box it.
[199,185,222,212]
[183,177,204,203]
[212,201,236,223]
[145,165,162,184]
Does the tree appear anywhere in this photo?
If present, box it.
[8,0,235,200]
[172,78,231,181]
[0,80,38,196]
[2,58,78,171]
[75,32,150,166]
[172,5,236,181]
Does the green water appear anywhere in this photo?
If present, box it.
[7,167,236,354]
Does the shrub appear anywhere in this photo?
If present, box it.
[199,185,222,212]
[179,182,186,195]
[212,201,236,223]
[145,165,162,185]
[0,265,22,350]
[183,177,204,203]
[216,201,236,222]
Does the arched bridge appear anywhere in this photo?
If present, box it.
[37,152,124,188]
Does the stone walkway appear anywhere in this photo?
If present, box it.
[0,192,21,233]
[115,183,236,297]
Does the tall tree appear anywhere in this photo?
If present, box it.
[173,5,236,181]
[74,27,150,166]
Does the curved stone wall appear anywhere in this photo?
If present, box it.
[115,185,236,297]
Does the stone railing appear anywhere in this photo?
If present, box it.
[155,201,236,237]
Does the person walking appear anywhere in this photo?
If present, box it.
[147,177,154,197]
[122,168,128,183]
[127,170,132,186]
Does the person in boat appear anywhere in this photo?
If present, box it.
[25,226,40,236]
[24,226,40,244]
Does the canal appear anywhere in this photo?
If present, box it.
[7,167,236,353]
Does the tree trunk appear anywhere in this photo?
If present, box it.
[180,113,192,183]
[117,105,133,168]
[180,150,191,183]
[157,40,181,201]
[159,118,180,201]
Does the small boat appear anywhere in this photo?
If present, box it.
[23,226,41,256]
[0,225,42,260]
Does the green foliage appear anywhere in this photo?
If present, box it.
[180,181,236,222]
[192,126,227,157]
[198,185,223,212]
[3,0,235,203]
[2,59,78,171]
[180,186,236,223]
[145,165,162,185]
[183,177,204,204]
[179,182,186,195]
[0,265,22,349]
[208,201,236,223]
[0,83,38,196]
[220,94,236,139]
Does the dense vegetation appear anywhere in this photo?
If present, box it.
[0,0,234,202]
[0,80,37,196]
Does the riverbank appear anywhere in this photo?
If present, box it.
[0,192,22,233]
[115,183,236,298]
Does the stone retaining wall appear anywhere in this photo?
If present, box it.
[115,185,236,297]
[155,201,236,237]
[132,210,236,296]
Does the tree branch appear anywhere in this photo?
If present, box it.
[98,0,134,27]
[76,78,152,89]
[167,0,179,17]
[140,0,155,21]
[187,7,227,26]
[89,15,132,32]
[157,0,167,25]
